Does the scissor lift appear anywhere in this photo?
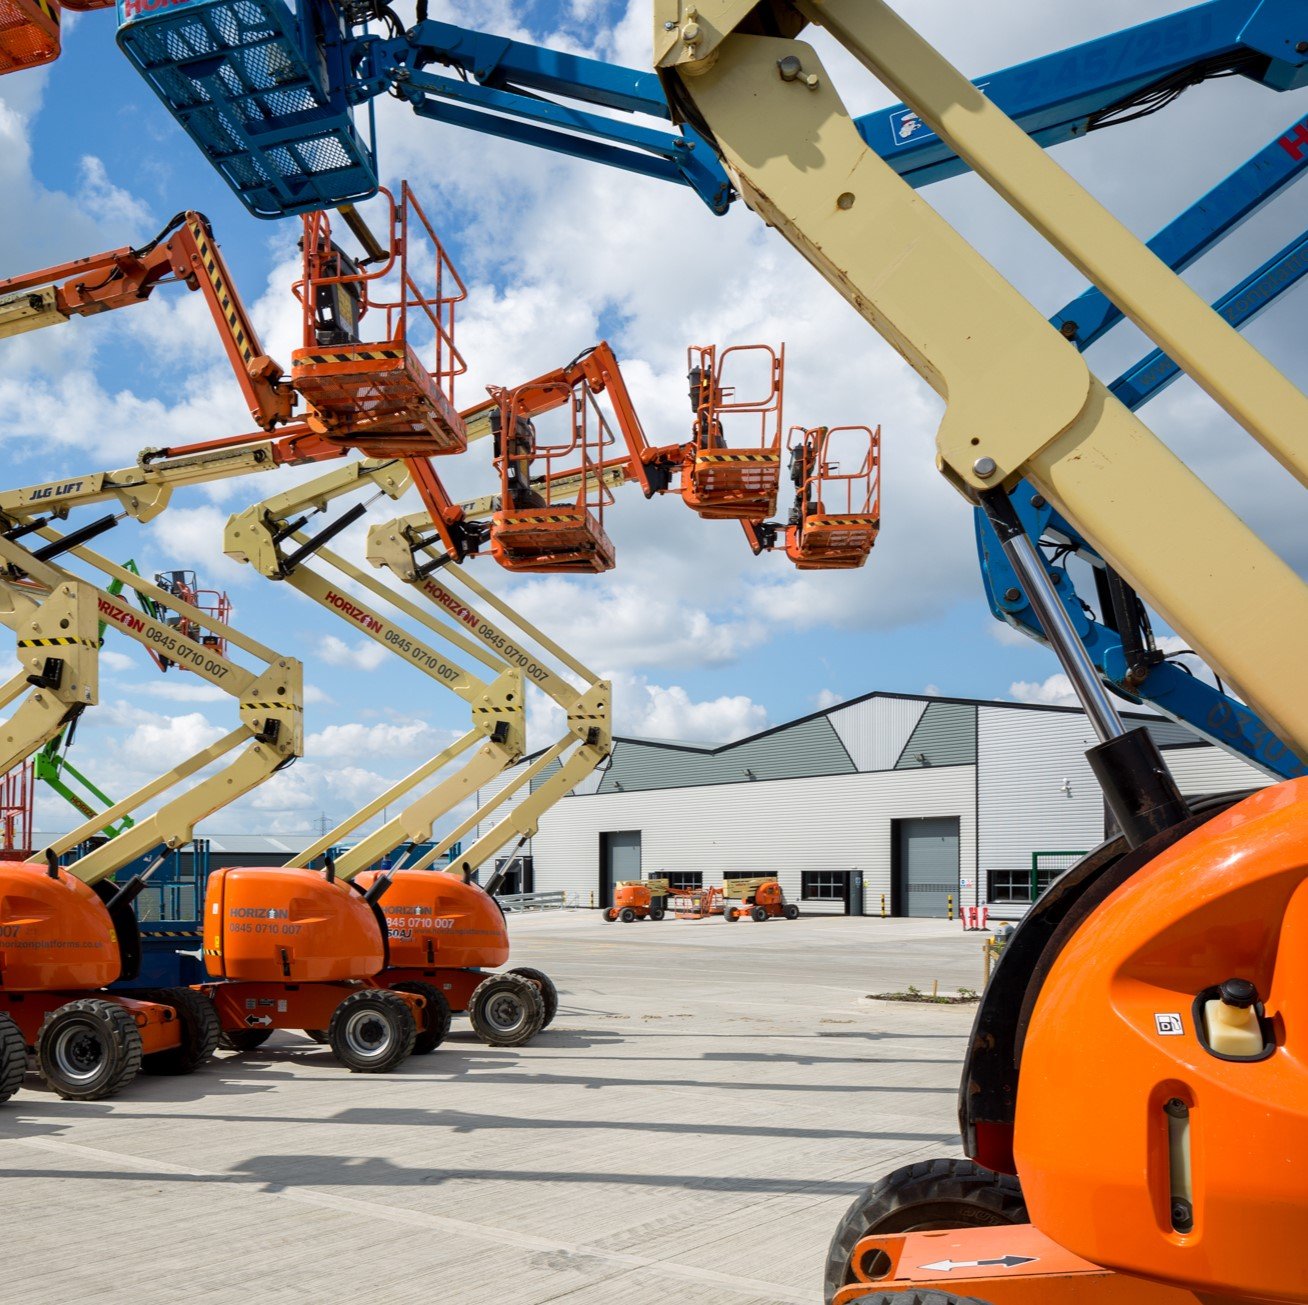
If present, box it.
[292,183,467,458]
[682,343,784,522]
[785,425,882,570]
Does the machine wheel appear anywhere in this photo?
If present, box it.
[844,1294,994,1304]
[219,1027,273,1052]
[783,903,800,920]
[468,973,545,1047]
[649,906,666,922]
[35,999,143,1101]
[138,988,220,1076]
[751,905,769,923]
[824,1159,1027,1303]
[723,907,737,922]
[304,1029,329,1044]
[508,967,558,1028]
[602,908,617,922]
[391,981,451,1055]
[328,990,416,1073]
[618,907,636,923]
[0,1012,26,1103]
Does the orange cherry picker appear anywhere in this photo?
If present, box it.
[0,531,300,1099]
[654,4,1308,1302]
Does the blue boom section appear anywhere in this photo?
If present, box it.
[974,210,1308,778]
[115,0,1308,218]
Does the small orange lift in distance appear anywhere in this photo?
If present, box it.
[784,425,882,570]
[722,876,800,922]
[669,883,724,920]
[682,342,784,522]
[603,878,670,922]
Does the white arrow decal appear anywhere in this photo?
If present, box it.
[244,1014,273,1027]
[919,1255,1038,1272]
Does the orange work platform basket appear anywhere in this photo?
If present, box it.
[291,183,467,458]
[0,0,59,73]
[785,425,881,570]
[682,343,784,521]
[487,364,622,574]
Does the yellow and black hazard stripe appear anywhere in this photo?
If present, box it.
[144,931,203,939]
[242,700,303,711]
[188,219,255,367]
[33,0,59,27]
[695,451,780,463]
[809,516,879,525]
[498,514,583,526]
[17,636,97,649]
[297,347,404,366]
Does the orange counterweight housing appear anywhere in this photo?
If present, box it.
[291,183,467,458]
[0,0,59,76]
[202,866,387,983]
[1014,778,1308,1303]
[354,869,509,973]
[0,861,120,989]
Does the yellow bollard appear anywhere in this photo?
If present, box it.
[589,890,595,908]
[880,893,886,919]
[947,894,954,922]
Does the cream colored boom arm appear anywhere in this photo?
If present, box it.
[222,457,528,879]
[0,576,98,776]
[366,515,612,881]
[655,0,1308,756]
[0,534,301,885]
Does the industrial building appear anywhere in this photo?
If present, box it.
[478,691,1267,919]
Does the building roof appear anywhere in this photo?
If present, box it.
[514,689,1200,798]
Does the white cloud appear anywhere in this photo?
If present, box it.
[1008,674,1079,709]
[305,719,444,759]
[611,674,767,743]
[318,635,388,672]
[116,711,227,769]
[814,688,844,710]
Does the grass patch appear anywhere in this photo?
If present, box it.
[869,985,979,1005]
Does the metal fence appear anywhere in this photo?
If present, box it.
[498,890,566,912]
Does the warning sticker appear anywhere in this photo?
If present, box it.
[1155,1013,1184,1036]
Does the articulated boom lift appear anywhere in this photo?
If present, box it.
[649,3,1308,1303]
[218,453,605,1047]
[781,424,881,571]
[0,530,301,1102]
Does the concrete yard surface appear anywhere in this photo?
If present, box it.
[0,914,988,1304]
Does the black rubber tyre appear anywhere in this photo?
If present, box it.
[783,903,800,921]
[649,906,666,922]
[0,1012,26,1103]
[304,1029,329,1044]
[35,999,143,1101]
[845,1294,994,1305]
[601,908,617,922]
[391,981,451,1054]
[219,1027,274,1052]
[824,1159,1026,1304]
[508,967,558,1028]
[751,905,768,923]
[137,988,220,1076]
[468,972,545,1047]
[618,907,636,923]
[723,907,737,922]
[328,990,417,1073]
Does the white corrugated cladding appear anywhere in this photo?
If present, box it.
[1163,746,1272,796]
[528,764,976,914]
[828,696,927,770]
[977,705,1105,906]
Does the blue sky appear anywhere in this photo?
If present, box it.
[3,0,1306,839]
